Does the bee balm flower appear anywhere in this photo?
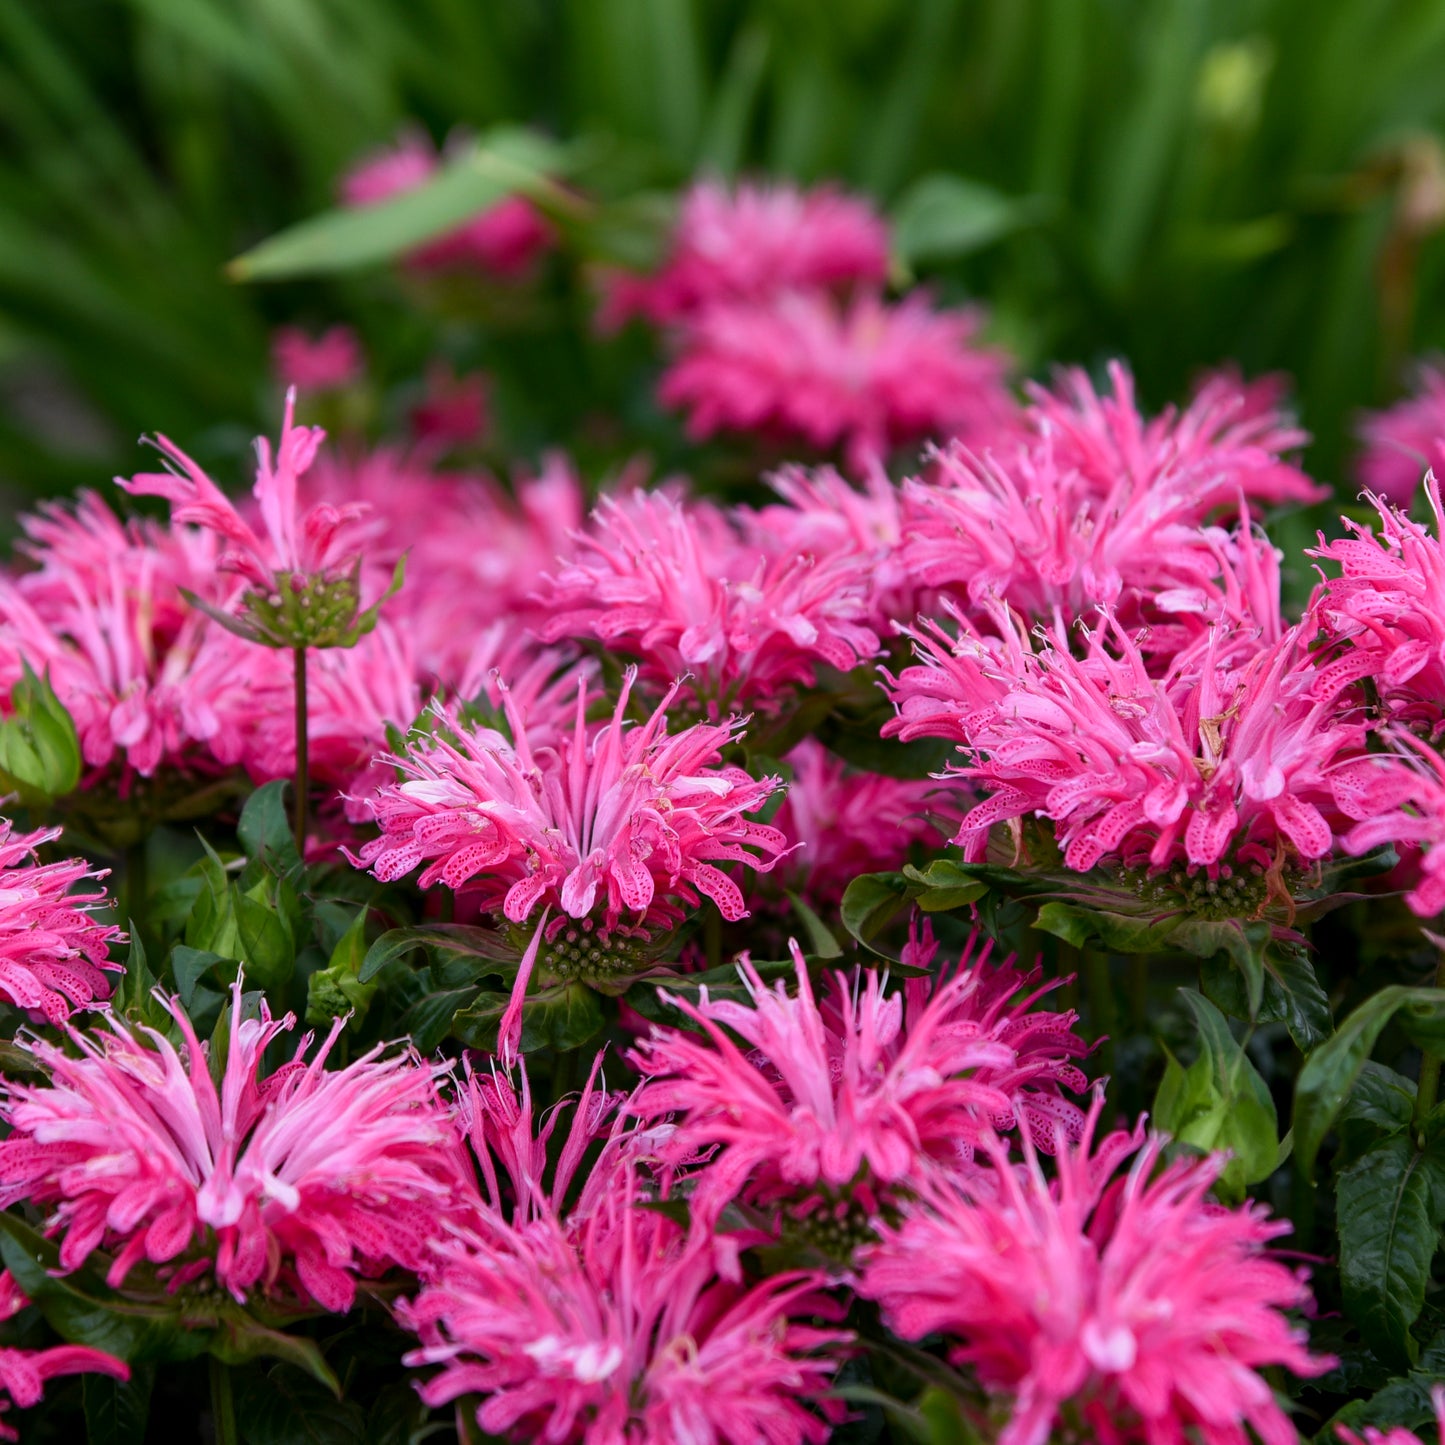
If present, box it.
[0,979,468,1311]
[859,1099,1331,1445]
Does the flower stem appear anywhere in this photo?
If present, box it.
[293,644,309,857]
[209,1355,236,1445]
[1415,942,1445,1133]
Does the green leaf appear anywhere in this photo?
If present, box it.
[170,946,228,1011]
[305,908,377,1027]
[840,872,914,953]
[1170,918,1271,1018]
[0,660,81,804]
[237,779,300,877]
[787,892,842,960]
[1336,1134,1445,1368]
[1153,989,1279,1199]
[1200,942,1332,1051]
[233,881,295,992]
[1336,1063,1417,1163]
[453,982,604,1054]
[228,128,564,280]
[1295,987,1445,1181]
[900,859,991,913]
[1034,902,1180,953]
[359,924,520,984]
[234,1364,366,1445]
[891,172,1048,265]
[83,1363,154,1445]
[207,1306,339,1395]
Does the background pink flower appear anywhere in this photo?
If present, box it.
[1357,362,1445,506]
[600,177,890,330]
[658,289,1015,471]
[270,325,364,391]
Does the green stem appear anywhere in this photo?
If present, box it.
[293,645,309,857]
[1415,944,1445,1133]
[209,1355,236,1445]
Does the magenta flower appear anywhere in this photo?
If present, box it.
[409,363,490,450]
[0,818,122,1023]
[1356,361,1445,506]
[1024,363,1321,511]
[910,612,1362,875]
[270,325,364,391]
[630,931,1090,1244]
[355,671,788,1057]
[1333,733,1445,917]
[0,1281,128,1445]
[119,392,396,649]
[1337,1387,1445,1445]
[858,1099,1331,1445]
[0,978,469,1311]
[0,493,269,778]
[599,177,890,330]
[658,289,1015,471]
[342,127,553,276]
[536,489,880,714]
[399,1162,844,1445]
[1310,476,1445,736]
[767,738,944,906]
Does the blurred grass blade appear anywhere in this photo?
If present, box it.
[228,127,566,281]
[891,173,1049,265]
[698,22,769,177]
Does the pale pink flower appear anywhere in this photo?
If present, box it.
[270,325,364,391]
[119,391,374,598]
[355,672,788,1058]
[1337,1386,1445,1445]
[630,931,1090,1236]
[1356,362,1445,506]
[600,178,890,330]
[858,1098,1331,1445]
[0,818,122,1023]
[658,289,1015,471]
[399,1161,844,1445]
[0,1330,127,1443]
[1023,363,1322,511]
[929,615,1363,873]
[1309,475,1445,736]
[0,978,469,1311]
[536,489,880,714]
[0,492,268,778]
[767,738,944,906]
[1332,732,1445,917]
[341,128,553,276]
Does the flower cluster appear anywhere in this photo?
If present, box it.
[1356,361,1445,506]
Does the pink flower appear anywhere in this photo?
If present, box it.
[399,1161,845,1445]
[341,128,552,276]
[1337,1386,1445,1445]
[1332,732,1445,916]
[1310,475,1445,737]
[904,609,1363,874]
[0,1334,127,1442]
[536,489,880,714]
[858,1098,1331,1445]
[270,325,364,391]
[0,818,122,1023]
[1024,363,1322,512]
[0,978,469,1311]
[658,289,1015,471]
[767,739,945,906]
[630,931,1090,1239]
[355,671,788,1058]
[600,178,890,330]
[1357,362,1445,506]
[409,364,489,450]
[0,493,268,779]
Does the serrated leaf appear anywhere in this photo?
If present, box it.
[1296,987,1445,1181]
[1337,1134,1445,1368]
[1201,942,1332,1051]
[170,946,227,1011]
[229,128,564,280]
[1336,1063,1416,1163]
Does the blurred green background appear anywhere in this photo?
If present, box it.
[5,0,1445,504]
